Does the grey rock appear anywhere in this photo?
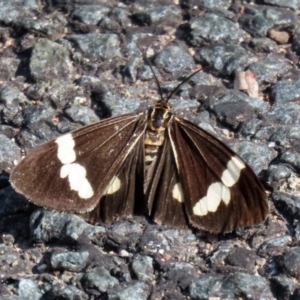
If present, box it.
[187,71,222,87]
[0,57,21,82]
[225,248,258,273]
[0,134,21,170]
[272,79,300,103]
[16,122,57,151]
[240,118,263,137]
[107,281,150,300]
[99,17,121,32]
[292,20,300,53]
[263,0,298,10]
[15,105,58,150]
[216,90,268,111]
[213,100,255,129]
[110,7,130,27]
[23,105,55,125]
[154,44,195,77]
[0,84,27,125]
[50,284,88,300]
[68,33,120,61]
[283,247,300,279]
[131,256,153,282]
[240,5,296,37]
[189,0,232,9]
[82,266,119,293]
[189,272,275,299]
[258,235,292,256]
[195,45,256,76]
[65,104,100,125]
[249,38,279,53]
[72,5,110,25]
[25,81,48,101]
[51,251,89,272]
[255,125,300,148]
[249,54,292,84]
[270,275,296,300]
[18,279,42,300]
[204,89,268,129]
[190,13,248,45]
[132,5,181,26]
[209,245,232,268]
[295,223,300,240]
[0,124,15,139]
[139,227,198,261]
[100,87,147,117]
[30,210,105,242]
[169,99,200,115]
[280,150,300,171]
[105,220,145,253]
[0,2,31,25]
[272,192,300,220]
[266,104,300,125]
[110,221,144,237]
[0,186,31,219]
[20,12,67,40]
[123,56,142,83]
[166,262,197,290]
[0,244,19,266]
[266,164,293,183]
[77,75,107,93]
[30,39,74,82]
[38,79,81,110]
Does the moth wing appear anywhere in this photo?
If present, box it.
[82,134,145,224]
[11,113,147,214]
[145,138,189,228]
[169,118,269,233]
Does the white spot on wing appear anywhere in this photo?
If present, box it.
[193,196,207,216]
[78,178,95,199]
[221,156,246,187]
[67,164,87,191]
[222,185,231,205]
[105,176,121,195]
[55,133,76,164]
[207,182,222,213]
[193,182,231,216]
[59,163,94,199]
[172,182,184,203]
[60,164,71,178]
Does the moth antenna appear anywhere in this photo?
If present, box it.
[134,42,202,104]
[166,68,202,103]
[133,42,164,102]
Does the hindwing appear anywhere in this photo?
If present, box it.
[146,137,189,228]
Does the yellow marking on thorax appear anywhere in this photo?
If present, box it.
[144,134,165,146]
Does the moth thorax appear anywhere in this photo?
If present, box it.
[147,103,171,132]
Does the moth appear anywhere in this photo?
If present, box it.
[10,69,269,234]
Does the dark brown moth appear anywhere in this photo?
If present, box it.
[10,69,269,233]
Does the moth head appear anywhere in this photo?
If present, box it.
[148,102,172,132]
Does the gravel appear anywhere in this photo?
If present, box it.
[0,0,300,299]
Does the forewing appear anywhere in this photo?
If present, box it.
[169,118,269,233]
[11,113,147,213]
